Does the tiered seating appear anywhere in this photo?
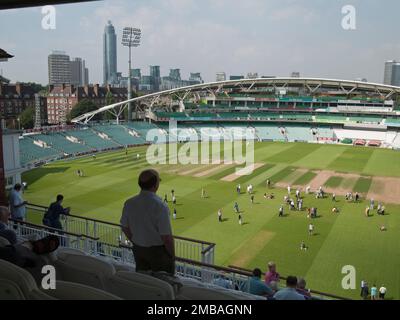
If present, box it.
[392,133,400,149]
[52,249,259,300]
[186,113,218,119]
[65,129,119,150]
[253,125,286,141]
[284,126,315,142]
[92,125,146,146]
[334,129,388,142]
[124,122,168,143]
[385,118,400,127]
[155,112,188,119]
[33,133,92,155]
[218,112,249,119]
[19,136,62,165]
[348,117,382,124]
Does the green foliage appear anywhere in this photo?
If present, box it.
[67,99,99,122]
[19,106,35,129]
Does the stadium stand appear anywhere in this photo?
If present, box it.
[64,128,120,150]
[92,124,146,146]
[31,133,93,155]
[19,135,63,165]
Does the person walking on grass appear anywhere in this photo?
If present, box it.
[308,223,314,236]
[279,205,284,217]
[361,282,369,300]
[370,284,378,300]
[234,202,240,214]
[379,285,387,300]
[238,213,243,225]
[365,206,370,218]
[218,209,222,222]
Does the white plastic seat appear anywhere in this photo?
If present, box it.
[106,271,175,300]
[0,279,26,300]
[54,253,115,290]
[42,281,122,300]
[0,259,55,300]
[0,236,11,247]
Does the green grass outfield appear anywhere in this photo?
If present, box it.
[22,142,400,300]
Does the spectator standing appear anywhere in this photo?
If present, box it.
[43,195,70,230]
[120,169,175,275]
[8,184,27,221]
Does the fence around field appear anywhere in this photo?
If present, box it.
[25,203,215,264]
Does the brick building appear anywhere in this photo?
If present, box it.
[0,83,47,127]
[47,84,128,124]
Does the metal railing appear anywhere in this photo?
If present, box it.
[5,218,347,300]
[26,203,215,264]
[8,219,100,255]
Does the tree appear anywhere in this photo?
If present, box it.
[67,99,99,122]
[102,91,115,121]
[19,107,35,129]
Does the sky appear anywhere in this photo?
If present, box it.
[0,0,400,85]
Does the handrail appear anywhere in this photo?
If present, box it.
[228,265,351,300]
[9,218,100,241]
[26,202,217,247]
[118,243,248,276]
[27,203,122,228]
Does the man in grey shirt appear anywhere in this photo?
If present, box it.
[273,276,306,300]
[120,169,175,274]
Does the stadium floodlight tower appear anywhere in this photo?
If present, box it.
[122,27,141,122]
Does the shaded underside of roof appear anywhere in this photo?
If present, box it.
[0,0,100,10]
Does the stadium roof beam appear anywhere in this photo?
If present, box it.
[71,77,400,124]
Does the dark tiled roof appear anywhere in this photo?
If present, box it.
[49,84,127,98]
[0,48,13,59]
[0,83,36,98]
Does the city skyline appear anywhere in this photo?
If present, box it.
[1,0,400,85]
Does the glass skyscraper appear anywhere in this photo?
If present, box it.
[103,21,117,85]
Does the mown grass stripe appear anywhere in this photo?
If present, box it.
[324,176,343,188]
[269,166,296,184]
[293,171,317,185]
[353,176,372,193]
